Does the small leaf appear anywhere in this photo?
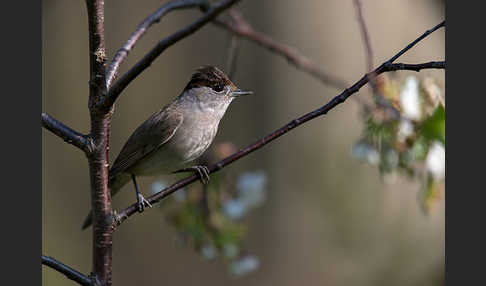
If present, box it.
[419,105,445,144]
[410,136,428,161]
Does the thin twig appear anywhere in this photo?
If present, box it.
[41,113,93,153]
[114,61,444,226]
[102,0,242,110]
[113,21,445,227]
[353,0,378,94]
[373,19,443,118]
[42,255,93,286]
[353,0,374,73]
[106,0,209,87]
[225,34,240,79]
[389,21,445,63]
[384,61,444,71]
[213,9,349,90]
[353,0,399,117]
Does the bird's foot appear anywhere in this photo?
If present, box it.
[136,193,152,213]
[174,165,210,184]
[131,174,152,213]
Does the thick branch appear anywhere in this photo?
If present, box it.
[41,113,92,153]
[85,0,113,285]
[42,255,93,286]
[86,0,109,108]
[114,21,445,227]
[213,10,349,90]
[106,0,209,87]
[102,0,242,110]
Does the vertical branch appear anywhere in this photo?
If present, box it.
[225,34,240,79]
[353,0,373,72]
[353,0,377,96]
[85,0,113,285]
[353,0,399,117]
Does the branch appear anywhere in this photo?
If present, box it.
[225,34,240,79]
[385,61,445,72]
[389,21,445,63]
[353,0,374,73]
[213,9,349,90]
[105,0,209,87]
[85,0,113,285]
[86,1,109,109]
[41,113,93,153]
[42,255,93,286]
[102,0,242,110]
[113,21,445,227]
[353,0,398,117]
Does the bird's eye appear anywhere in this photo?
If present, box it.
[213,83,224,92]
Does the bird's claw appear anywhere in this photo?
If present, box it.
[192,165,210,184]
[174,165,211,184]
[137,193,152,213]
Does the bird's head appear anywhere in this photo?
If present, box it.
[180,66,252,107]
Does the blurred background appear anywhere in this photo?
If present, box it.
[42,0,445,285]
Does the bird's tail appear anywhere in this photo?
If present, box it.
[81,172,132,230]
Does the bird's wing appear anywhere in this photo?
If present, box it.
[109,105,183,178]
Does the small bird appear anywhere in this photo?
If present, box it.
[82,66,252,229]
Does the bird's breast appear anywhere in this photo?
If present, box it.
[170,113,220,163]
[129,119,218,176]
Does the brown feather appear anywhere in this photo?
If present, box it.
[109,104,183,180]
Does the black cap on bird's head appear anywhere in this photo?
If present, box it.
[184,66,252,97]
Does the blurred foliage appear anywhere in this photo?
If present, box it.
[146,74,444,276]
[154,142,267,277]
[352,75,445,213]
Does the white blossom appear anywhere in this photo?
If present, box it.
[236,171,267,208]
[426,142,445,180]
[223,199,247,220]
[351,142,380,165]
[400,76,422,120]
[397,119,414,142]
[230,256,259,276]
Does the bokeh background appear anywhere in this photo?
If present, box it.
[42,0,445,285]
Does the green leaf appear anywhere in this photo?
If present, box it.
[364,117,396,145]
[419,105,445,144]
[410,136,428,161]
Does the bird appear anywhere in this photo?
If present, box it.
[82,66,252,229]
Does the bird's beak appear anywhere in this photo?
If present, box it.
[231,89,253,97]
